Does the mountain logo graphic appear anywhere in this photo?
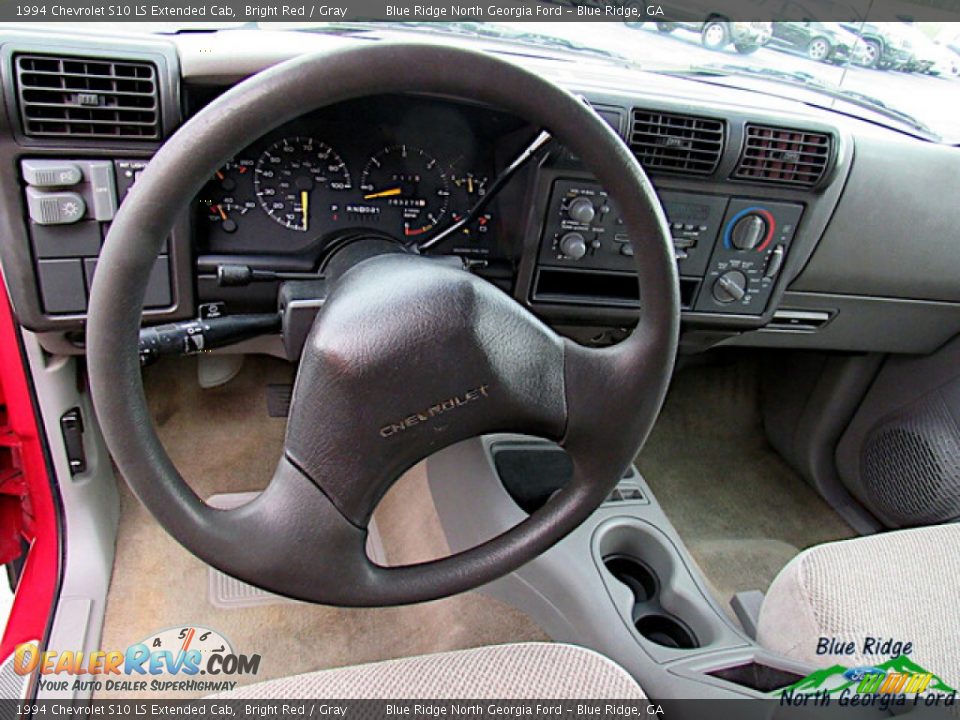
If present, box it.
[781,655,956,697]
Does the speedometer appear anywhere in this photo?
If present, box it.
[359,145,450,238]
[254,136,351,232]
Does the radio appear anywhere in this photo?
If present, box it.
[535,179,803,315]
[536,180,727,277]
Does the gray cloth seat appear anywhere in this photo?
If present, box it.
[213,642,645,699]
[757,524,960,687]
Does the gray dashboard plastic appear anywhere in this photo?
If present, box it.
[1,25,959,358]
[0,31,192,332]
[722,291,960,354]
[792,132,960,303]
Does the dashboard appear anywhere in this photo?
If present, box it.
[192,95,530,262]
[1,26,959,359]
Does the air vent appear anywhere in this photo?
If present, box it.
[629,109,725,176]
[15,54,160,140]
[735,124,831,187]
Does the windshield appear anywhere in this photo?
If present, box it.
[36,19,960,143]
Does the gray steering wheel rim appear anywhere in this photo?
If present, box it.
[87,43,680,607]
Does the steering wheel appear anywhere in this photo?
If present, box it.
[87,44,679,607]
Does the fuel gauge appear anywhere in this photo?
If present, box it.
[201,159,257,234]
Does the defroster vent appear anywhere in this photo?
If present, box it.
[15,54,160,140]
[629,109,725,176]
[734,124,831,187]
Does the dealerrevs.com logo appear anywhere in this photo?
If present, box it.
[14,626,260,694]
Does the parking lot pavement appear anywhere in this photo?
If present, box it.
[503,22,960,141]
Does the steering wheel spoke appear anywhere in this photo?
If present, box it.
[87,43,679,607]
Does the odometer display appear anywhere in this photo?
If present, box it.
[359,145,450,238]
[254,136,351,232]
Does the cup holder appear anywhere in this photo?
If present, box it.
[604,555,657,604]
[603,554,701,650]
[635,614,699,650]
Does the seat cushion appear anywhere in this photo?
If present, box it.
[757,524,960,686]
[213,642,644,699]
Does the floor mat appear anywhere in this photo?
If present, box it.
[98,355,548,699]
[636,355,855,609]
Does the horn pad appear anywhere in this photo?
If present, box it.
[284,253,567,525]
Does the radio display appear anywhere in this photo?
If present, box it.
[664,201,711,223]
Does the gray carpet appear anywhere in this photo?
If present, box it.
[99,355,548,699]
[636,355,855,608]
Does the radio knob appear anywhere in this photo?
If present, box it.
[559,232,588,260]
[712,270,748,303]
[566,197,596,224]
[730,213,768,251]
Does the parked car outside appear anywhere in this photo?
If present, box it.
[768,20,869,64]
[892,23,959,76]
[940,38,960,77]
[840,21,915,69]
[929,45,960,78]
[655,20,773,54]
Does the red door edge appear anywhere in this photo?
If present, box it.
[0,273,62,670]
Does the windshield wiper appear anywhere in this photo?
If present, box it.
[668,64,939,142]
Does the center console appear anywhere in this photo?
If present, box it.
[531,178,804,317]
[427,436,818,708]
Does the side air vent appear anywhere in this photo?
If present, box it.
[734,124,831,187]
[629,109,725,176]
[15,54,160,140]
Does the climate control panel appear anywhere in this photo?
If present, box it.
[695,199,803,315]
[535,179,804,316]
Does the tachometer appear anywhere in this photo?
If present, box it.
[359,145,450,238]
[254,136,351,232]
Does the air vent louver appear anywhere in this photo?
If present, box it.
[15,54,160,140]
[735,124,831,187]
[629,109,724,176]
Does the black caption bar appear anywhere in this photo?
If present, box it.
[3,0,960,22]
[7,698,960,718]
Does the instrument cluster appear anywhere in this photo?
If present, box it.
[194,96,527,260]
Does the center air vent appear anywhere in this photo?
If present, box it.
[15,54,160,140]
[734,124,831,187]
[629,110,725,176]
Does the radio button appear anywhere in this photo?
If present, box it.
[565,196,596,224]
[559,232,588,260]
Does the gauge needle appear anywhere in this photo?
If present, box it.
[214,204,227,221]
[363,187,402,200]
[301,190,309,231]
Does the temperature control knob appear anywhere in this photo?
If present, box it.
[566,197,596,224]
[559,232,588,260]
[730,213,768,250]
[712,270,748,304]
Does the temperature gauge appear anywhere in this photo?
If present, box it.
[452,172,487,200]
[450,172,492,237]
